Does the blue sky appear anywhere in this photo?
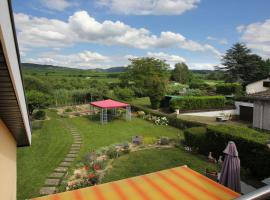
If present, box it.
[12,0,270,69]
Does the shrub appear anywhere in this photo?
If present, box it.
[170,96,226,111]
[131,103,204,129]
[65,108,73,112]
[106,146,118,159]
[184,127,207,150]
[33,110,46,120]
[113,87,135,101]
[189,80,210,90]
[216,83,243,96]
[184,124,270,179]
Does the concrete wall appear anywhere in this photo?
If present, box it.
[246,79,268,94]
[180,109,237,117]
[253,101,270,131]
[235,101,254,115]
[0,119,17,200]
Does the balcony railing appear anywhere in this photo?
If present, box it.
[235,185,270,200]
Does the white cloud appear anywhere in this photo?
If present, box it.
[207,36,228,45]
[189,63,218,70]
[14,11,220,56]
[24,51,111,69]
[40,0,72,11]
[147,52,186,67]
[96,0,200,15]
[237,19,270,58]
[125,52,186,68]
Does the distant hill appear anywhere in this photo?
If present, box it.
[21,63,127,74]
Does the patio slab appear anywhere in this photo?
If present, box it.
[64,157,75,162]
[39,187,57,195]
[66,154,77,158]
[49,172,65,178]
[45,179,60,186]
[69,150,79,154]
[54,167,68,172]
[59,162,72,167]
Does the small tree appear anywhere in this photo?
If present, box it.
[123,57,169,109]
[26,90,52,115]
[171,62,190,84]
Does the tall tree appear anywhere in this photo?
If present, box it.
[219,43,267,85]
[171,62,190,84]
[123,57,169,109]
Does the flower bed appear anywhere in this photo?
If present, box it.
[63,136,178,191]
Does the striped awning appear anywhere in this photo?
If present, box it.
[33,166,240,200]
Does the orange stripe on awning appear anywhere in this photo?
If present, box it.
[170,168,223,200]
[181,167,240,198]
[142,175,175,200]
[126,179,152,200]
[32,166,240,200]
[92,185,106,200]
[156,171,200,200]
[110,182,128,200]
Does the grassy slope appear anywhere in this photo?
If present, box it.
[66,117,183,159]
[17,111,73,200]
[102,148,217,183]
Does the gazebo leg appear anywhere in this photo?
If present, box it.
[126,106,131,121]
[100,108,103,124]
[100,108,108,124]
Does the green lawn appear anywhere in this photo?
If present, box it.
[131,97,151,107]
[17,111,73,200]
[102,148,217,183]
[65,116,182,159]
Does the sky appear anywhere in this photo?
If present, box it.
[12,0,270,70]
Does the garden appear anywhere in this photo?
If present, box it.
[17,108,219,200]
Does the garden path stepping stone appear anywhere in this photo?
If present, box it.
[54,167,68,172]
[59,162,72,167]
[72,144,81,147]
[74,142,82,145]
[66,154,77,158]
[40,187,57,195]
[69,150,79,154]
[64,157,75,162]
[45,179,60,186]
[40,123,83,194]
[49,172,65,178]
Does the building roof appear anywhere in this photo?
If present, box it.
[246,89,270,101]
[33,166,240,200]
[0,0,31,146]
[90,99,129,109]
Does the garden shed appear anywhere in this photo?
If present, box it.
[90,99,131,124]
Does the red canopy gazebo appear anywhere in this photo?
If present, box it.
[90,99,131,124]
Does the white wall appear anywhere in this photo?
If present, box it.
[246,79,268,94]
[234,101,254,115]
[180,109,237,117]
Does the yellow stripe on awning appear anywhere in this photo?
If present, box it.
[32,166,241,200]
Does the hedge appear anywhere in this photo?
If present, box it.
[216,83,243,96]
[184,127,207,150]
[170,96,226,111]
[184,125,270,179]
[130,103,204,129]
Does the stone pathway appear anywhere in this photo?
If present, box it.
[39,124,82,196]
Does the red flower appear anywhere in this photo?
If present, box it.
[93,164,100,170]
[88,173,95,179]
[84,165,90,171]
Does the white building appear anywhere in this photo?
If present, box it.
[246,78,270,94]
